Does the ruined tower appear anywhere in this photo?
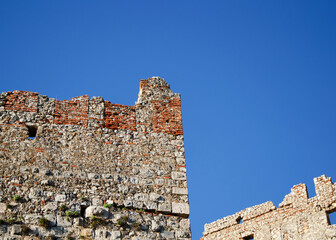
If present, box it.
[0,77,191,239]
[202,175,336,240]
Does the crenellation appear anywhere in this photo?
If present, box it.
[279,183,309,207]
[0,77,191,239]
[314,175,336,208]
[203,175,336,240]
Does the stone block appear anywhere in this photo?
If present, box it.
[24,214,41,225]
[95,229,108,239]
[133,201,144,209]
[0,203,6,214]
[93,198,103,206]
[176,230,191,238]
[55,194,66,202]
[45,214,56,227]
[10,225,22,235]
[179,219,190,229]
[150,193,165,202]
[172,187,188,195]
[110,230,121,239]
[123,200,133,208]
[172,171,186,180]
[56,215,72,227]
[28,188,41,199]
[158,203,172,213]
[42,202,58,211]
[134,193,148,201]
[155,179,164,186]
[63,171,74,178]
[88,173,100,179]
[172,202,189,216]
[81,228,94,238]
[144,201,158,211]
[85,206,109,219]
[160,231,175,238]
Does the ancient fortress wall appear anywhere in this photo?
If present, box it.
[0,77,191,239]
[202,175,336,240]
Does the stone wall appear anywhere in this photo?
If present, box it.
[202,175,336,240]
[0,77,191,239]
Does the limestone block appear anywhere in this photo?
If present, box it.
[158,203,172,213]
[172,187,188,195]
[151,220,163,232]
[81,228,94,238]
[73,217,84,227]
[42,202,58,211]
[57,215,72,227]
[88,173,100,179]
[172,202,189,216]
[134,193,148,201]
[95,229,108,239]
[40,168,52,176]
[133,201,144,209]
[55,194,66,202]
[179,219,190,229]
[41,180,54,186]
[140,169,154,178]
[77,172,87,178]
[10,225,22,235]
[167,219,179,229]
[28,188,41,199]
[19,166,30,174]
[144,201,157,211]
[123,200,133,208]
[85,206,109,219]
[160,231,175,238]
[142,179,153,185]
[155,179,164,186]
[172,172,186,180]
[63,171,74,178]
[0,225,7,234]
[0,203,6,214]
[149,193,165,202]
[176,230,191,238]
[102,174,113,180]
[24,214,41,225]
[110,230,121,239]
[45,214,56,227]
[93,198,103,206]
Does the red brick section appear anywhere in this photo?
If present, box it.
[152,97,183,135]
[4,86,183,136]
[139,79,148,89]
[104,101,136,131]
[54,95,89,126]
[5,91,38,113]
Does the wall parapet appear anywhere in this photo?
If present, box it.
[0,77,183,136]
[0,77,191,240]
[203,175,336,240]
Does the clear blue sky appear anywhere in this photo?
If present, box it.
[1,1,336,239]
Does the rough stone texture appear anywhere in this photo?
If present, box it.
[0,77,191,239]
[202,175,336,240]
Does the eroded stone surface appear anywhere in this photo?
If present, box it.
[0,77,191,239]
[202,175,336,240]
